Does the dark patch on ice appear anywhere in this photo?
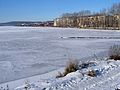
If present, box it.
[61,36,120,39]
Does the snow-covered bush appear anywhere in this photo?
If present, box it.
[109,45,120,60]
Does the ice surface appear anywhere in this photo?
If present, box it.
[0,26,120,90]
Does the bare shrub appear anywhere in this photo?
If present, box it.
[63,60,79,76]
[87,70,97,77]
[56,59,79,78]
[108,45,120,60]
[56,72,64,78]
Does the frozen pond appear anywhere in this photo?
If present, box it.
[0,26,120,83]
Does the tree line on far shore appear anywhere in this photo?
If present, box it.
[54,3,120,29]
[61,3,120,18]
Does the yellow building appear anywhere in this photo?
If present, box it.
[54,14,120,30]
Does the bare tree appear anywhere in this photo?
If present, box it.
[108,3,120,15]
[78,10,91,16]
[100,8,108,15]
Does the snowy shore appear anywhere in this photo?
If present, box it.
[0,26,120,90]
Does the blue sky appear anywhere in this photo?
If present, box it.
[0,0,120,23]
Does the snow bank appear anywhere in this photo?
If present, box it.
[12,59,120,90]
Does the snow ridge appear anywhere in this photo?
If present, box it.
[14,60,120,90]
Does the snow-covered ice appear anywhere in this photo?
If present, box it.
[0,26,120,90]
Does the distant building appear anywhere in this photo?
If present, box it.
[54,14,120,30]
[44,21,54,27]
[16,21,54,27]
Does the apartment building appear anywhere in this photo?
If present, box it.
[54,14,120,29]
